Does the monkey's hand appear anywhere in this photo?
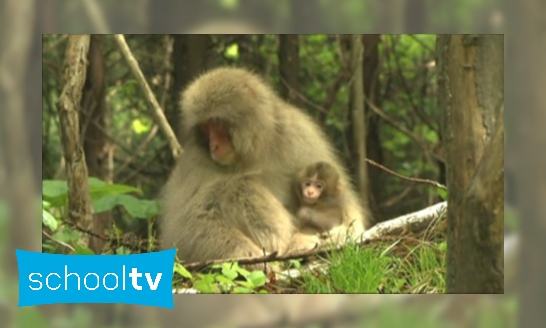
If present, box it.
[286,233,320,254]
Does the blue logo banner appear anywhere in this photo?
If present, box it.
[16,249,177,308]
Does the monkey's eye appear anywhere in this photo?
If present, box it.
[316,183,324,189]
[303,180,312,187]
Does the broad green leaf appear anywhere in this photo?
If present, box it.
[88,177,142,198]
[436,188,448,200]
[52,229,81,243]
[42,180,69,206]
[236,280,253,289]
[224,43,239,59]
[173,263,194,280]
[232,286,253,294]
[221,265,239,280]
[74,245,95,255]
[116,246,132,255]
[42,209,58,231]
[193,276,218,293]
[131,118,152,134]
[247,271,267,287]
[93,194,159,219]
[215,275,236,286]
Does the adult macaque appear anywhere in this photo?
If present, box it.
[293,161,344,234]
[159,67,371,266]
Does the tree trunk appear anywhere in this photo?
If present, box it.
[278,35,302,108]
[362,34,383,222]
[349,35,369,198]
[438,34,504,293]
[80,35,112,253]
[56,35,93,235]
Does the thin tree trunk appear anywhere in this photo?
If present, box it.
[80,35,112,253]
[438,34,504,293]
[56,35,93,237]
[278,35,302,108]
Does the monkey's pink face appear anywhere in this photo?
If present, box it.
[199,119,236,166]
[301,178,324,204]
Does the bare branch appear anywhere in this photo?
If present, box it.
[366,159,447,190]
[113,34,182,160]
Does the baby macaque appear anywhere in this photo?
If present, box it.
[293,161,344,234]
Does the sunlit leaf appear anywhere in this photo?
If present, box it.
[225,43,239,59]
[42,209,58,231]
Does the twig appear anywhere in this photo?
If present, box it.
[279,75,329,114]
[366,159,447,190]
[113,34,182,160]
[61,219,152,253]
[43,230,75,252]
[364,97,444,162]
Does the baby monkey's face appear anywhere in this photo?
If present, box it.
[301,175,325,205]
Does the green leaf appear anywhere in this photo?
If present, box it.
[42,180,69,206]
[43,178,143,207]
[247,271,267,287]
[116,246,132,255]
[221,264,239,280]
[88,177,142,198]
[215,275,236,286]
[42,209,58,231]
[131,118,152,134]
[93,194,159,219]
[233,264,251,278]
[232,286,253,294]
[193,275,219,293]
[236,280,253,289]
[74,245,95,255]
[288,259,302,269]
[436,188,448,200]
[224,43,239,59]
[173,263,194,280]
[52,229,80,243]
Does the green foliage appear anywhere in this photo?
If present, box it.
[436,188,448,200]
[173,262,269,294]
[15,307,51,328]
[297,245,394,293]
[42,177,159,254]
[42,178,158,220]
[224,43,239,59]
[296,238,446,294]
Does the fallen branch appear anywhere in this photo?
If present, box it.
[181,201,448,272]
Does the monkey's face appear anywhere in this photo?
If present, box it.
[301,176,325,205]
[198,119,236,166]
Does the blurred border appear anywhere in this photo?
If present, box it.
[0,0,521,328]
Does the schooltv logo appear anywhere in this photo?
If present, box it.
[16,249,176,308]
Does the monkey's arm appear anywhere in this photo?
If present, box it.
[297,206,341,232]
